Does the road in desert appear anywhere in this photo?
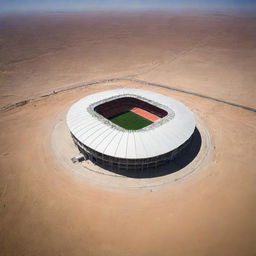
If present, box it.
[0,10,256,256]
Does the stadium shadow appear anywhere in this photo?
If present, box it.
[94,127,202,178]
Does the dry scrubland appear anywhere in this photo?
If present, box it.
[0,10,256,256]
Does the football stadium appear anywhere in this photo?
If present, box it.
[67,89,196,171]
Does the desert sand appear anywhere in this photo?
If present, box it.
[0,10,256,256]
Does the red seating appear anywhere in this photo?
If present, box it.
[95,97,167,119]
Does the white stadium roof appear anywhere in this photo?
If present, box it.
[66,89,196,159]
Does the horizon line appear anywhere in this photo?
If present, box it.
[1,5,256,16]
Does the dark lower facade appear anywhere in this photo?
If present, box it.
[71,132,193,172]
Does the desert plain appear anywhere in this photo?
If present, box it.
[0,10,256,256]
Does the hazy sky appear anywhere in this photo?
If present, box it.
[1,0,256,13]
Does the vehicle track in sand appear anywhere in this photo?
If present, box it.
[1,77,255,113]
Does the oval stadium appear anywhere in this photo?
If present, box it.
[66,89,196,171]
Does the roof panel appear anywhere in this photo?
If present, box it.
[103,131,123,156]
[115,132,129,158]
[126,132,137,159]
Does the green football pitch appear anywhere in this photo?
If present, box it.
[110,111,152,130]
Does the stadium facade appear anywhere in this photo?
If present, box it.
[66,89,196,171]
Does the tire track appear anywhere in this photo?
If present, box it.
[0,77,255,113]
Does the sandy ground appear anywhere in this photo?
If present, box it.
[0,10,256,256]
[1,10,256,108]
